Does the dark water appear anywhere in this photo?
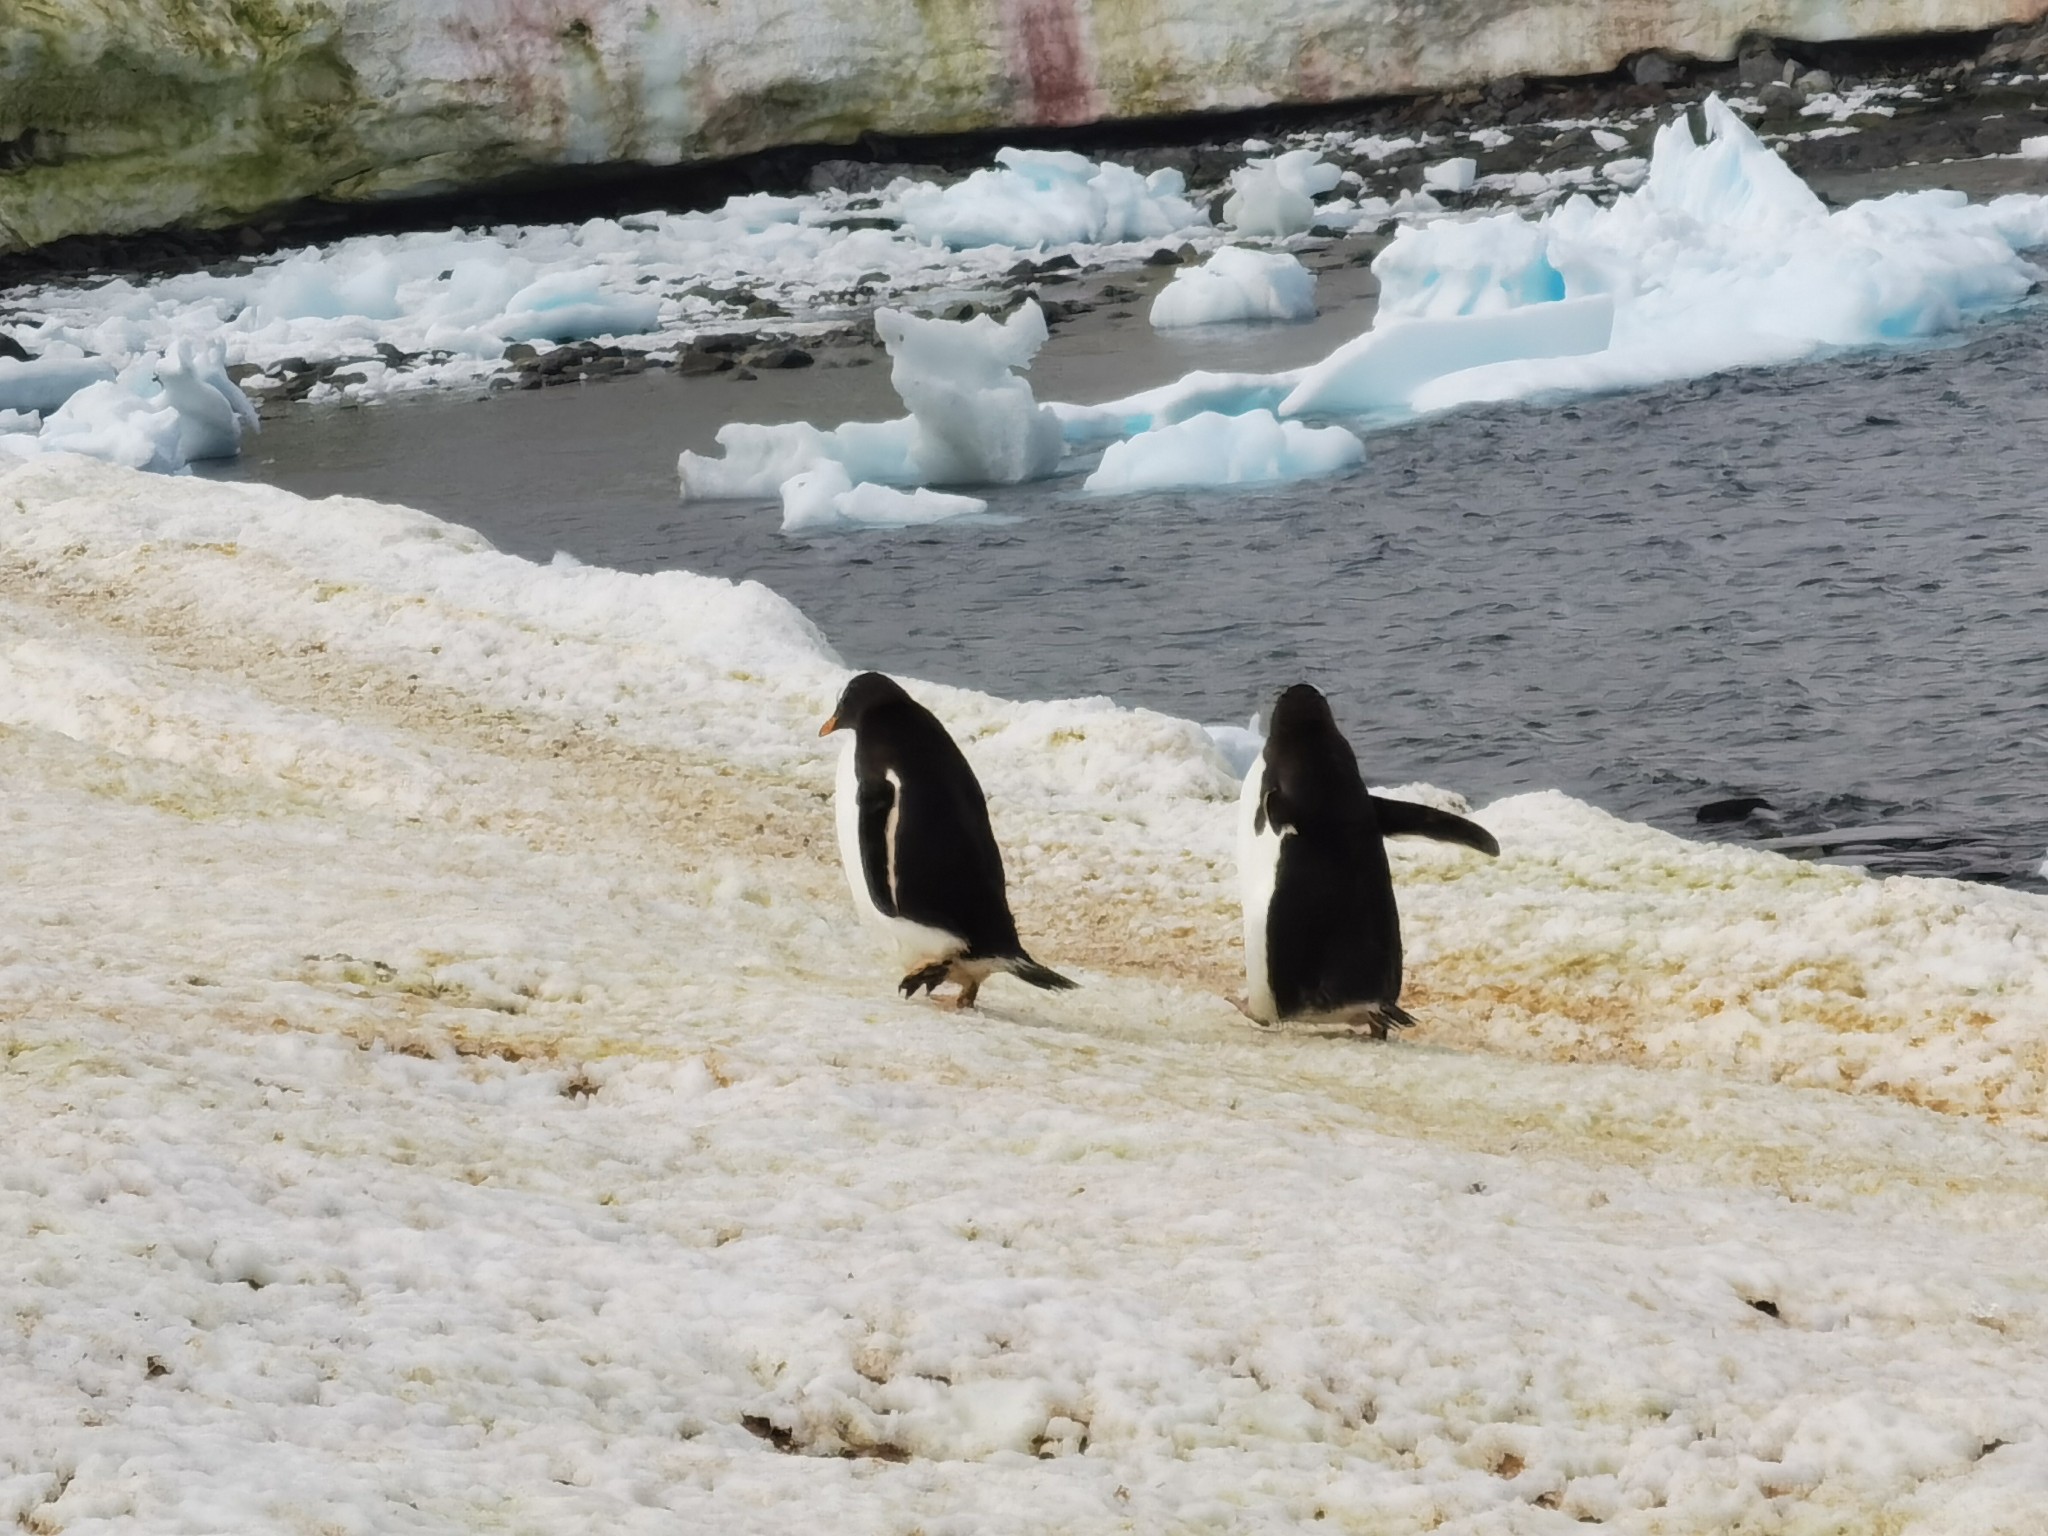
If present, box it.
[204,296,2048,888]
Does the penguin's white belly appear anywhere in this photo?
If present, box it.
[834,739,968,970]
[1237,755,1284,1022]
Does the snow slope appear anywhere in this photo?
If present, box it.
[6,455,2048,1531]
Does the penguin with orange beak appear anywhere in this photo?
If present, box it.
[821,672,1076,1008]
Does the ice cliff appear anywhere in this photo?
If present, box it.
[4,0,2048,253]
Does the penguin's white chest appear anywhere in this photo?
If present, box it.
[1237,755,1285,1022]
[834,737,968,970]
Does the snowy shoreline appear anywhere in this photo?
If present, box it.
[5,451,2048,1529]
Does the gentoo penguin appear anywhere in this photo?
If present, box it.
[1239,684,1498,1037]
[821,672,1077,1007]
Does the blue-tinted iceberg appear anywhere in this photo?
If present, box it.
[1149,248,1318,329]
[1082,410,1363,493]
[779,462,987,531]
[1222,150,1345,237]
[679,301,1061,501]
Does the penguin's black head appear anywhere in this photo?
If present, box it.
[819,671,911,736]
[1268,683,1337,737]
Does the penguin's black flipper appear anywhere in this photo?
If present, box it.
[856,774,899,915]
[1369,797,1499,857]
[1006,958,1078,992]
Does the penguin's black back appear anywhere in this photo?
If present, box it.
[1259,687,1403,1016]
[852,691,1026,960]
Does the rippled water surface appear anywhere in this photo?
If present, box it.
[207,299,2048,886]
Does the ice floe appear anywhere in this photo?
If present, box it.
[0,339,256,472]
[1222,148,1346,236]
[6,452,2048,1530]
[679,301,1062,503]
[780,461,988,531]
[1082,409,1363,493]
[1148,247,1318,329]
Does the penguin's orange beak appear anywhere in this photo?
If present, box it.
[818,714,839,736]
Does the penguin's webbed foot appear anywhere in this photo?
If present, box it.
[899,963,950,999]
[950,976,982,1011]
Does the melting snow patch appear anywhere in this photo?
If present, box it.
[1082,409,1362,492]
[892,148,1207,249]
[1148,247,1317,328]
[2020,135,2048,160]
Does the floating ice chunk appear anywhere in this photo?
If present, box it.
[1374,211,1567,319]
[779,461,987,531]
[1422,157,1478,194]
[681,303,1062,499]
[153,339,259,461]
[1279,297,1614,418]
[679,419,921,502]
[1148,248,1317,328]
[38,381,185,473]
[873,301,1064,484]
[0,355,117,415]
[1362,96,2048,413]
[893,148,1207,249]
[1082,409,1362,493]
[495,268,663,343]
[0,408,38,435]
[2021,136,2048,160]
[1050,370,1301,446]
[1223,150,1345,236]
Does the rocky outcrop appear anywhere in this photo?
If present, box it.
[3,0,2047,253]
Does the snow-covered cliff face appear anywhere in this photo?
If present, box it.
[2,0,2044,252]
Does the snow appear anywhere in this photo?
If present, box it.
[1422,157,1478,195]
[1222,150,1345,236]
[7,453,2048,1531]
[1081,409,1364,492]
[892,149,1208,250]
[779,461,988,531]
[1148,248,1318,329]
[2020,135,2048,160]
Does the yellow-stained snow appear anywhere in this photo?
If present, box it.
[5,456,2048,1533]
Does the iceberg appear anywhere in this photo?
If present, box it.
[1222,150,1345,237]
[5,340,259,474]
[680,301,1063,502]
[1054,97,2048,444]
[1148,248,1318,329]
[1278,297,1615,418]
[1082,409,1363,493]
[779,462,988,532]
[0,355,118,416]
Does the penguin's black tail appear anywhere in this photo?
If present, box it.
[1004,956,1078,992]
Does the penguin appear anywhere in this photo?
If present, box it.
[1239,684,1498,1037]
[821,672,1077,1007]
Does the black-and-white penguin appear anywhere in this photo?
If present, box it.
[821,672,1077,1007]
[1239,684,1498,1037]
